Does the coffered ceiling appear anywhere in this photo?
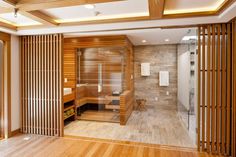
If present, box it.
[0,0,235,34]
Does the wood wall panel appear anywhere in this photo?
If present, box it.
[198,24,233,156]
[21,34,63,137]
[120,90,134,125]
[0,32,11,138]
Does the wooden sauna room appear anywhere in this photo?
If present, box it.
[63,35,135,125]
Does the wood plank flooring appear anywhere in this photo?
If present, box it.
[0,134,220,157]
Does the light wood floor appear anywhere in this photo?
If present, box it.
[65,107,196,148]
[0,134,219,157]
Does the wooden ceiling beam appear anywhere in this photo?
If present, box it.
[148,0,165,19]
[0,21,17,31]
[0,7,14,14]
[20,11,58,26]
[3,0,58,26]
[12,0,125,11]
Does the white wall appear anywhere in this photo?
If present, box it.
[177,45,190,110]
[11,35,21,131]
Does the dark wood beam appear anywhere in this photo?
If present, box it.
[148,0,165,19]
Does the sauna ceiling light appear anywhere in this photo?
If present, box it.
[84,4,95,9]
[165,39,169,42]
[142,40,147,43]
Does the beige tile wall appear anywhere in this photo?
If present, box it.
[134,45,177,110]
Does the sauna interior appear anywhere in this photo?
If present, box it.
[63,36,134,125]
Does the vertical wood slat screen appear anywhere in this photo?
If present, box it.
[232,19,236,157]
[198,24,232,156]
[21,34,63,137]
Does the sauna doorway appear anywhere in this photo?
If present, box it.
[75,47,125,123]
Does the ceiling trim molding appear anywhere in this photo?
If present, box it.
[17,16,150,30]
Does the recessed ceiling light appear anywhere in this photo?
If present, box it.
[165,39,170,42]
[84,4,95,9]
[142,40,147,43]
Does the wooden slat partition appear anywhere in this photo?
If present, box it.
[21,34,63,137]
[232,18,236,157]
[198,24,233,156]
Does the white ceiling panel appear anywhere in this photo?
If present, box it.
[64,28,197,45]
[43,0,149,23]
[0,13,41,26]
[164,0,225,14]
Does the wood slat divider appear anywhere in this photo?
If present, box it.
[226,23,231,155]
[21,34,63,137]
[221,24,226,154]
[198,23,234,156]
[202,26,206,151]
[206,25,211,152]
[197,26,201,151]
[232,18,236,157]
[211,25,216,153]
[216,24,221,154]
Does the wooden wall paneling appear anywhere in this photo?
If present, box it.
[21,34,63,136]
[2,32,12,138]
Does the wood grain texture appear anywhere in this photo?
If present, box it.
[232,18,236,157]
[0,134,221,157]
[120,90,134,125]
[148,0,165,19]
[0,32,11,138]
[21,34,63,137]
[198,23,233,156]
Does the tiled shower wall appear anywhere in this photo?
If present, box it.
[134,45,177,110]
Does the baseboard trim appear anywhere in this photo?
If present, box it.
[11,128,21,137]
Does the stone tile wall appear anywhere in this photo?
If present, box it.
[134,45,177,110]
